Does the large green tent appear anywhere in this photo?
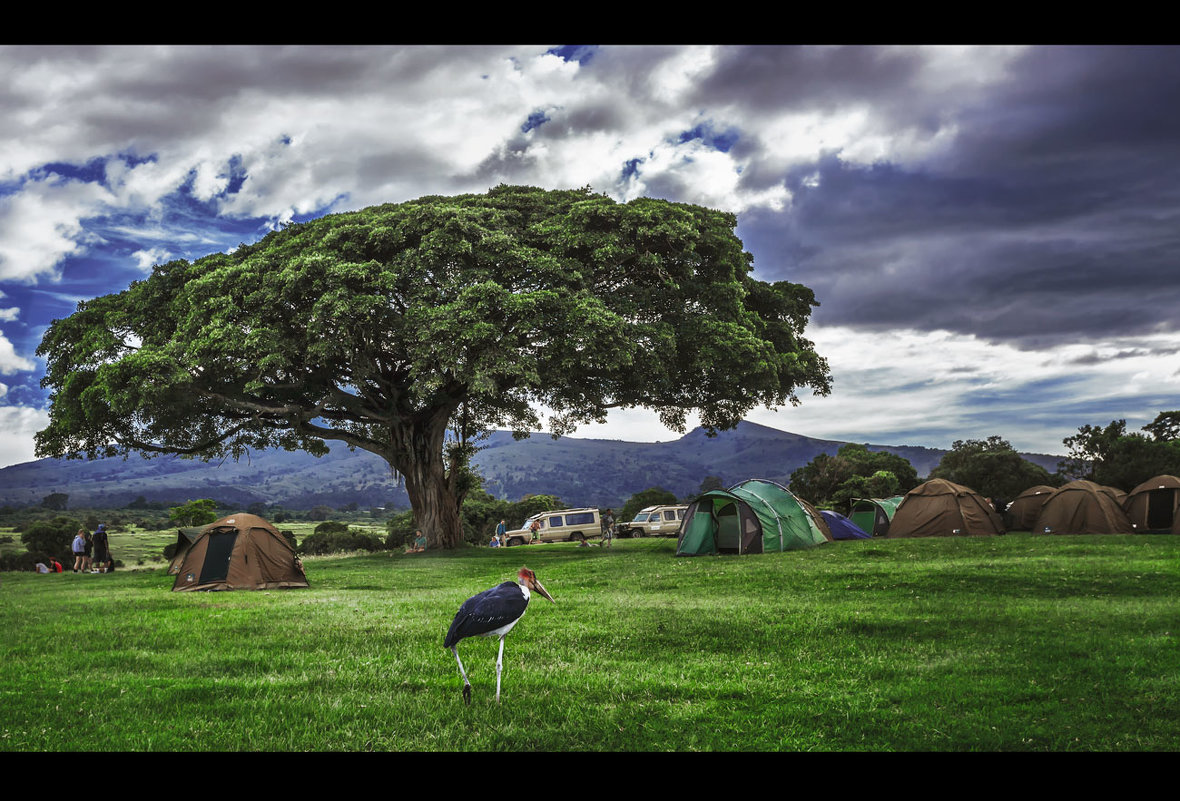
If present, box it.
[676,479,831,556]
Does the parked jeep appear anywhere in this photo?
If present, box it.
[504,508,602,546]
[617,505,688,538]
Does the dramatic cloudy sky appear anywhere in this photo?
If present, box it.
[2,44,1178,468]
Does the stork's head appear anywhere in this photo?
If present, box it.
[518,567,555,603]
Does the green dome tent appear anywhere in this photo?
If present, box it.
[849,496,903,537]
[676,479,831,556]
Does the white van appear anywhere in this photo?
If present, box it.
[618,505,688,538]
[504,508,602,546]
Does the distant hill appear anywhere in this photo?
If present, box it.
[0,421,1062,510]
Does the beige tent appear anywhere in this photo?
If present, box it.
[1005,485,1056,531]
[1031,480,1134,535]
[1124,475,1180,533]
[171,513,309,592]
[167,526,207,575]
[887,479,1005,538]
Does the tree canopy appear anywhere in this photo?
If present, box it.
[36,185,831,548]
[1060,413,1180,490]
[788,443,918,512]
[928,436,1056,503]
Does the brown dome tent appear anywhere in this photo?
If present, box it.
[1030,480,1133,535]
[1005,485,1056,531]
[887,479,1005,538]
[171,513,309,592]
[1125,475,1180,533]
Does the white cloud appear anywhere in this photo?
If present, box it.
[0,331,35,373]
[564,325,1180,458]
[131,247,172,270]
[0,175,112,282]
[0,406,49,468]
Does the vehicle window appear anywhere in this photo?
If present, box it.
[631,513,649,522]
[548,516,563,527]
[663,511,677,521]
[676,509,686,519]
[566,512,595,525]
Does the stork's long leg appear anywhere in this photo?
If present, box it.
[451,645,472,705]
[495,635,506,703]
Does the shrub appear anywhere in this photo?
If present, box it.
[21,516,80,562]
[0,551,48,572]
[300,529,383,556]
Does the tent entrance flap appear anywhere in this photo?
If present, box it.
[1147,489,1174,530]
[716,503,741,553]
[200,530,238,584]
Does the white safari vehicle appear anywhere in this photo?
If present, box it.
[618,505,688,538]
[504,508,602,546]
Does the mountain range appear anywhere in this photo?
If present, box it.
[0,421,1063,511]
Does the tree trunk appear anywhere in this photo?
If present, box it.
[389,415,465,549]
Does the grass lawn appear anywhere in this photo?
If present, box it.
[1,533,1177,751]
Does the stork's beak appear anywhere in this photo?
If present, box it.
[532,578,555,604]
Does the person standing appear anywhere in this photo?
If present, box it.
[600,508,616,548]
[93,525,110,573]
[71,530,87,572]
[495,519,507,544]
[82,530,94,572]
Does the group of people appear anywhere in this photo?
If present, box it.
[69,524,115,573]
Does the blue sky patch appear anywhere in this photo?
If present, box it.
[677,122,740,153]
[547,45,597,66]
[521,109,550,134]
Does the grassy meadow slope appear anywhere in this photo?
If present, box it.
[1,534,1175,751]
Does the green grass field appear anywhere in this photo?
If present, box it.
[1,533,1177,751]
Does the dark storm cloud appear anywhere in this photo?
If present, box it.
[738,46,1180,348]
[687,45,930,115]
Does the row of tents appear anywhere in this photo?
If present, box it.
[165,476,1180,579]
[675,474,1180,556]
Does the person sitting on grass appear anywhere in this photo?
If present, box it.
[404,530,427,554]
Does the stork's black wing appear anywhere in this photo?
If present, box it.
[443,581,529,648]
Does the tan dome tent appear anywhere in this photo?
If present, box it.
[171,513,309,592]
[167,526,207,575]
[1125,475,1180,533]
[1030,480,1133,535]
[887,479,1005,538]
[1005,485,1056,531]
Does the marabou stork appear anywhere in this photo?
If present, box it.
[444,567,555,704]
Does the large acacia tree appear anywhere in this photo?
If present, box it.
[36,185,831,548]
